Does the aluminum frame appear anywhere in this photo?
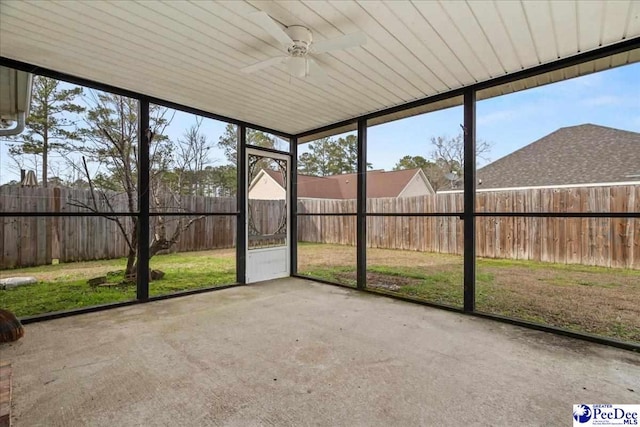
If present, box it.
[463,89,476,312]
[290,136,298,275]
[356,118,367,290]
[137,97,151,300]
[2,38,639,351]
[291,39,640,352]
[236,124,247,284]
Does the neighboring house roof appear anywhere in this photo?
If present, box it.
[477,124,640,189]
[262,168,434,199]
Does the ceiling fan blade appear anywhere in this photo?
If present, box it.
[240,56,286,74]
[312,32,366,54]
[248,11,293,46]
[307,58,329,84]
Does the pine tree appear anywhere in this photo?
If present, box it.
[7,76,84,186]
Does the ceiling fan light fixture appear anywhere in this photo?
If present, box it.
[285,25,312,56]
[288,56,307,78]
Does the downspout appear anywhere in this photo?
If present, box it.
[0,111,26,136]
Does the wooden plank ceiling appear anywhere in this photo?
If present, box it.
[1,0,638,136]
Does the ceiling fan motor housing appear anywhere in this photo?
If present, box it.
[285,25,313,56]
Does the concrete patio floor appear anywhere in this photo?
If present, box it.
[2,278,639,426]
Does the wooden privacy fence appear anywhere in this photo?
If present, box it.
[1,184,639,269]
[0,186,237,269]
[297,185,640,269]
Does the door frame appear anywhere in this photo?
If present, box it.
[245,147,291,283]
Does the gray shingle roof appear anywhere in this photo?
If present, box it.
[476,124,640,189]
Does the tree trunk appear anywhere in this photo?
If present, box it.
[124,248,137,281]
[43,113,48,187]
[124,218,138,281]
[42,144,48,187]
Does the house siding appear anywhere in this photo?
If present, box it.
[249,174,286,200]
[398,173,432,197]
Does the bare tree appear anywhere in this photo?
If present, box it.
[5,149,40,182]
[426,133,492,191]
[68,91,204,281]
[170,117,212,196]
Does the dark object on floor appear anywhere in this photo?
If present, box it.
[0,309,24,343]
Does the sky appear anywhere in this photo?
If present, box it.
[0,62,638,184]
[366,62,640,170]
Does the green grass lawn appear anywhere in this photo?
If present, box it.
[2,244,638,344]
[297,243,640,344]
[1,249,236,317]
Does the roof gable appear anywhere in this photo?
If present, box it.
[398,169,435,197]
[265,168,428,199]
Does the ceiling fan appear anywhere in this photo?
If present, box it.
[241,11,366,81]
